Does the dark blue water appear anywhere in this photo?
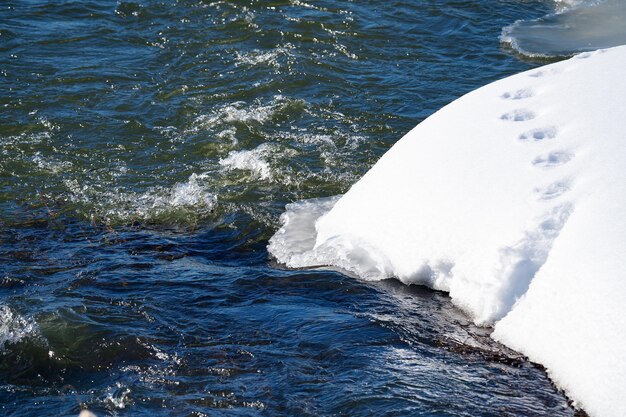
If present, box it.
[1,1,581,415]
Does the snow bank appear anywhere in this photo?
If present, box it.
[268,45,626,417]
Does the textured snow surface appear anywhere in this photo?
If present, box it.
[269,45,626,417]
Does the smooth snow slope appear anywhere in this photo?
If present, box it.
[268,45,626,417]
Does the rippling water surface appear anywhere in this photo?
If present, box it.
[1,1,583,415]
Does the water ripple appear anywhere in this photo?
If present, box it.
[0,0,581,416]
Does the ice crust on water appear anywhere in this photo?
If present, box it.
[269,46,626,417]
[502,0,626,57]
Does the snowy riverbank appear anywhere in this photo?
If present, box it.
[269,45,626,417]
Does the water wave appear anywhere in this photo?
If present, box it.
[219,144,276,180]
[103,382,132,410]
[233,44,296,70]
[0,305,38,351]
[0,0,582,414]
[63,173,217,226]
[193,95,307,128]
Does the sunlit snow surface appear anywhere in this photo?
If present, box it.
[502,0,626,57]
[269,46,626,417]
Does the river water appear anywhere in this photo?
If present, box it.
[0,1,588,415]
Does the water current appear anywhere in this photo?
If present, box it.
[0,0,591,415]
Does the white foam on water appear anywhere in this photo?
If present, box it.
[193,95,305,129]
[290,0,329,12]
[0,305,38,350]
[234,44,295,69]
[31,152,73,174]
[0,132,53,153]
[502,0,626,57]
[64,173,217,224]
[216,127,238,146]
[103,382,131,410]
[219,143,275,180]
[216,127,367,188]
[168,174,217,208]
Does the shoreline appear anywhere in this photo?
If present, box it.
[270,46,626,417]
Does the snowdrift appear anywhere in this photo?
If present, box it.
[269,45,626,417]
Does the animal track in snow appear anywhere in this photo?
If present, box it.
[532,151,573,168]
[500,109,536,122]
[529,68,560,78]
[518,126,557,141]
[501,88,534,100]
[535,181,570,200]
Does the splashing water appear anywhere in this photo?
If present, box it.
[0,305,38,350]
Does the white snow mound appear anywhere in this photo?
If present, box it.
[268,45,626,417]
